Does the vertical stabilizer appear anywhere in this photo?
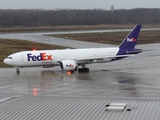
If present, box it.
[119,25,141,49]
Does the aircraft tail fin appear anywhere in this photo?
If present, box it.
[119,24,141,49]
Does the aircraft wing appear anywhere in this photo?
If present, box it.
[56,54,135,63]
[74,54,135,63]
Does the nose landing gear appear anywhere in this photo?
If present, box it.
[16,67,20,74]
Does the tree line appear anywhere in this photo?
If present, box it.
[0,8,159,27]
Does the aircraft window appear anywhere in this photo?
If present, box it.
[7,57,12,59]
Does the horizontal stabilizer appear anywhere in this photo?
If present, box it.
[126,49,142,54]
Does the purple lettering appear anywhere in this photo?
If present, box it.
[37,54,42,61]
[32,56,37,61]
[27,54,32,61]
[27,53,52,62]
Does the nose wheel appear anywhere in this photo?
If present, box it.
[16,67,20,74]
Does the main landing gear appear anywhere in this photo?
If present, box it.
[78,68,89,73]
[16,67,20,74]
[78,64,89,73]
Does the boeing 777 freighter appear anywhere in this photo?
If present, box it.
[3,25,142,74]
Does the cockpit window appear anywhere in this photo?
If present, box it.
[7,57,12,59]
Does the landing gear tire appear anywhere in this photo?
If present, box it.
[16,68,20,74]
[17,70,20,74]
[78,68,89,73]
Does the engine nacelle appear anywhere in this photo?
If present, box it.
[59,60,77,71]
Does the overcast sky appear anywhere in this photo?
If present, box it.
[0,0,159,10]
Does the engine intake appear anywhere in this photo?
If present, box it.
[59,60,77,71]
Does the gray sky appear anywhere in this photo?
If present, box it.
[0,0,159,10]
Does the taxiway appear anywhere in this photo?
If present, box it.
[0,31,160,119]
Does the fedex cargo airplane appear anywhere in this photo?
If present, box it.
[3,25,142,74]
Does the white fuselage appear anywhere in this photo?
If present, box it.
[4,47,119,67]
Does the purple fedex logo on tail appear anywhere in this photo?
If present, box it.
[27,53,52,61]
[127,38,136,42]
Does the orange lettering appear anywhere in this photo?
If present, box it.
[47,55,52,60]
[42,53,46,60]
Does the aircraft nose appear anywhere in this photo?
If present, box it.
[3,59,8,64]
[3,59,7,64]
[3,58,12,65]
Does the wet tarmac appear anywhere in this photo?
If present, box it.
[1,43,160,98]
[1,44,160,120]
[0,31,160,119]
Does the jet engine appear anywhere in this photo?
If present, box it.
[59,60,78,71]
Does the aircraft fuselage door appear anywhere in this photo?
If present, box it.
[20,55,25,65]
